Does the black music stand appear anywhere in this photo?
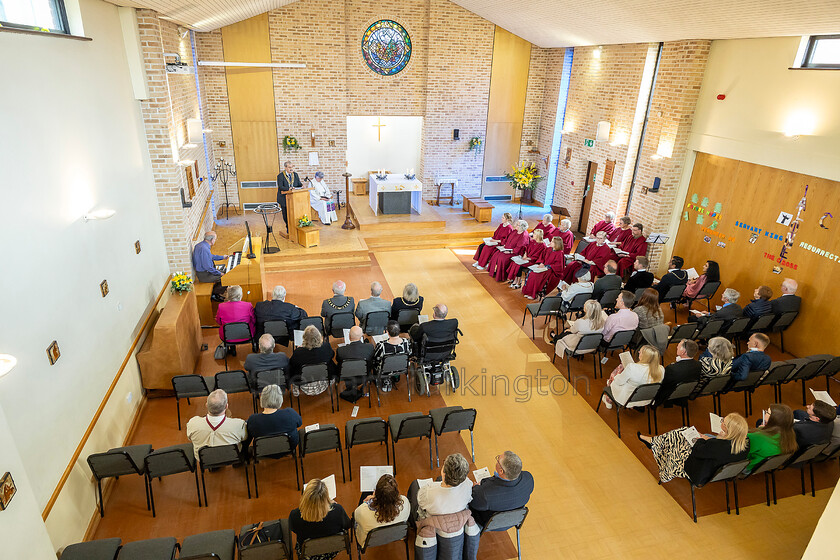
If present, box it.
[254,203,281,254]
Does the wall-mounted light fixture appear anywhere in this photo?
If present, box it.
[783,109,816,140]
[83,208,116,222]
[593,46,602,59]
[0,354,17,378]
[595,121,611,142]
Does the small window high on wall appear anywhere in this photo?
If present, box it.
[801,35,840,69]
[0,0,69,34]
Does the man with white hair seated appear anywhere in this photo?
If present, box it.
[590,211,617,238]
[321,280,355,332]
[192,230,228,301]
[255,285,308,341]
[186,389,248,460]
[770,278,801,314]
[689,287,743,324]
[243,334,290,386]
[355,281,392,331]
[533,214,557,241]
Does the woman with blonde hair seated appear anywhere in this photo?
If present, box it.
[289,478,351,559]
[353,474,409,544]
[290,325,336,396]
[390,282,424,324]
[699,336,734,379]
[215,284,255,355]
[638,413,750,484]
[554,299,607,357]
[602,345,664,409]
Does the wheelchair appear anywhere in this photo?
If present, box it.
[410,330,463,397]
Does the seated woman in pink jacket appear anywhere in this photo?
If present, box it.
[215,285,256,353]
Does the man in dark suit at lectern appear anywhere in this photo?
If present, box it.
[277,160,302,233]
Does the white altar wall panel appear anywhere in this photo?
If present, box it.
[347,116,423,178]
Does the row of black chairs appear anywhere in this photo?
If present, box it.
[688,440,840,522]
[61,502,530,560]
[87,406,476,518]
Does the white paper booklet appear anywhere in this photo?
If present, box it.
[680,426,702,446]
[418,314,429,324]
[574,253,587,261]
[528,264,548,272]
[371,333,388,344]
[709,412,723,434]
[360,465,394,492]
[294,330,304,347]
[686,267,699,281]
[343,328,351,342]
[417,478,435,489]
[811,389,838,407]
[498,247,513,253]
[584,236,595,242]
[619,351,635,368]
[305,474,336,500]
[304,423,320,433]
[483,238,499,246]
[512,256,530,265]
[615,249,630,257]
[473,467,492,484]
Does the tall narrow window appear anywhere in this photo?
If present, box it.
[801,35,840,69]
[0,0,69,34]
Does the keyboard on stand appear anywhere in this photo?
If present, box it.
[216,251,242,273]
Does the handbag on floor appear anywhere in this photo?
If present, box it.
[213,344,226,360]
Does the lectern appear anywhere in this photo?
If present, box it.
[283,188,315,245]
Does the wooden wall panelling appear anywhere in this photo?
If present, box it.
[482,27,531,197]
[672,152,840,357]
[221,14,279,209]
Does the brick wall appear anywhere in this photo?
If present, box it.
[137,10,215,273]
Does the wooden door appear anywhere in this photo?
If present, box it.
[578,161,597,233]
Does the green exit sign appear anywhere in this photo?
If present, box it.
[584,138,594,147]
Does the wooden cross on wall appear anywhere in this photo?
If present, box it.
[372,116,386,142]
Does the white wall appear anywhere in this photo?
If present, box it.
[0,0,170,551]
[689,36,840,182]
[347,116,423,178]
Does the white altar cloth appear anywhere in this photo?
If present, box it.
[368,174,423,216]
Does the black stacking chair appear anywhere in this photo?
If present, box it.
[179,529,236,560]
[748,313,775,333]
[554,332,602,383]
[756,361,797,401]
[144,443,201,517]
[479,507,529,560]
[214,369,251,398]
[397,309,420,333]
[263,320,291,347]
[596,383,661,438]
[251,369,286,412]
[740,452,794,506]
[363,310,391,335]
[300,316,326,338]
[221,322,256,369]
[522,295,564,339]
[633,287,648,304]
[430,406,477,467]
[770,311,799,353]
[251,433,299,495]
[561,292,591,326]
[686,281,721,312]
[357,522,410,559]
[87,444,151,517]
[116,537,178,560]
[784,356,828,405]
[688,459,750,522]
[238,519,290,560]
[814,355,840,390]
[198,444,251,506]
[780,443,830,497]
[727,369,767,416]
[172,375,210,430]
[598,288,621,314]
[299,424,345,483]
[60,538,121,560]
[694,375,732,415]
[658,380,699,428]
[596,329,635,378]
[666,324,698,353]
[722,317,752,354]
[660,284,687,321]
[336,359,369,411]
[388,412,433,474]
[692,319,726,343]
[345,418,389,480]
[292,363,334,413]
[373,353,411,405]
[328,312,355,339]
[298,532,351,560]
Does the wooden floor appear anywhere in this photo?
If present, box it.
[91,247,833,558]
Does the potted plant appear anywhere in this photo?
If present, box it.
[170,272,193,294]
[283,135,301,153]
[505,162,543,206]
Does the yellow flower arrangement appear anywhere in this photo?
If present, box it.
[283,135,301,152]
[505,162,543,191]
[171,272,193,293]
[298,215,313,227]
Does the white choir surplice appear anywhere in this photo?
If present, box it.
[310,178,338,224]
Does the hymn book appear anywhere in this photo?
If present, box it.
[294,330,304,347]
[512,256,530,265]
[619,351,635,368]
[360,466,394,492]
[472,467,492,484]
[680,426,703,446]
[417,478,435,489]
[483,238,499,246]
[811,389,837,407]
[686,268,700,281]
[305,474,336,500]
[709,413,723,434]
[528,264,548,273]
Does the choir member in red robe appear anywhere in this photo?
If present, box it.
[555,218,575,254]
[561,231,613,283]
[608,216,633,244]
[488,220,530,280]
[473,212,513,268]
[590,211,617,238]
[533,214,558,241]
[507,229,548,287]
[616,223,650,276]
[522,236,566,299]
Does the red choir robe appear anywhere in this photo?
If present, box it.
[533,223,558,241]
[561,241,613,283]
[590,220,616,238]
[609,226,633,244]
[555,229,575,254]
[616,234,649,275]
[522,248,566,298]
[488,230,530,280]
[474,223,512,265]
[504,239,548,281]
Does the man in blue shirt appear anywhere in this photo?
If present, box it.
[730,333,772,381]
[193,231,228,300]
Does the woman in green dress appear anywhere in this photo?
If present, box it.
[746,403,798,471]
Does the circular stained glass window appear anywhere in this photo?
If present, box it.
[361,20,412,76]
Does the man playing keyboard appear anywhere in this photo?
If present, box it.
[193,231,228,301]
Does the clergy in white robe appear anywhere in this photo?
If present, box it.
[309,171,338,225]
